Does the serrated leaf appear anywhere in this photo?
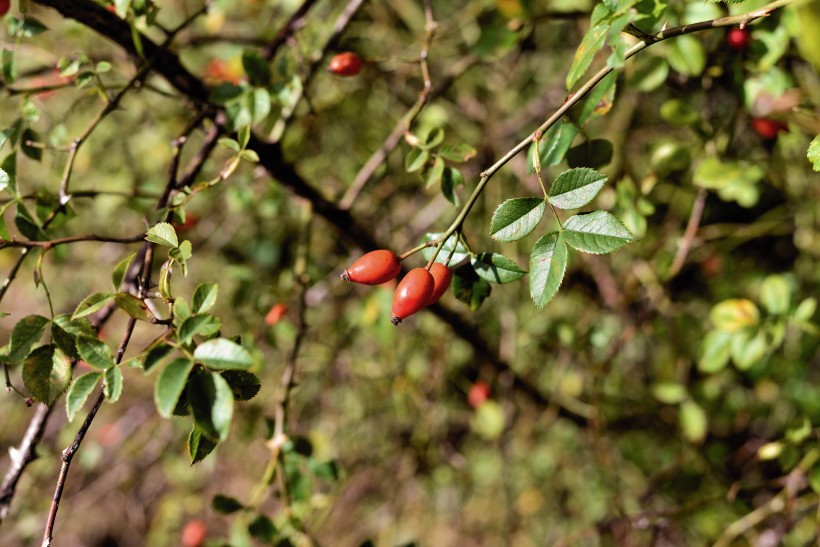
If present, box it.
[51,322,79,361]
[178,315,222,345]
[212,494,245,514]
[527,122,579,174]
[490,198,545,242]
[76,336,115,370]
[111,252,137,291]
[72,292,115,321]
[548,168,607,209]
[220,370,261,401]
[438,143,477,163]
[22,345,71,405]
[711,299,759,332]
[529,232,568,309]
[155,358,194,418]
[188,424,218,464]
[145,222,178,248]
[7,314,49,364]
[420,233,469,264]
[472,253,527,284]
[698,330,732,373]
[104,366,123,403]
[563,211,634,254]
[194,338,252,370]
[189,371,234,441]
[66,372,101,422]
[452,265,492,311]
[566,23,608,90]
[114,293,156,322]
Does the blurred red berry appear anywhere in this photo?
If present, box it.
[750,117,787,140]
[265,303,288,325]
[468,381,491,408]
[0,0,10,17]
[328,52,363,77]
[181,519,206,547]
[726,28,750,50]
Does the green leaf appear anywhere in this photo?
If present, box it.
[698,330,732,373]
[20,129,42,162]
[218,137,241,152]
[472,400,506,440]
[659,98,699,126]
[438,143,477,163]
[155,358,194,418]
[114,293,156,322]
[104,366,123,403]
[405,148,429,173]
[7,314,49,364]
[241,149,259,162]
[188,424,218,465]
[72,292,115,321]
[76,336,115,370]
[248,514,277,542]
[242,50,272,87]
[66,372,101,422]
[471,253,527,284]
[527,121,578,174]
[441,167,464,206]
[210,83,243,105]
[22,345,71,405]
[423,127,445,148]
[563,211,634,254]
[189,371,234,441]
[794,297,817,322]
[142,342,174,373]
[579,72,616,125]
[179,315,222,345]
[0,168,9,194]
[15,202,45,240]
[212,494,245,514]
[420,233,469,264]
[2,49,18,84]
[194,338,252,370]
[808,135,820,172]
[221,370,261,401]
[731,330,767,370]
[425,157,445,188]
[310,459,341,481]
[629,55,669,92]
[760,274,792,315]
[14,17,49,37]
[452,265,492,311]
[548,168,607,210]
[145,222,179,248]
[651,382,688,404]
[490,198,545,242]
[680,400,708,444]
[566,23,608,90]
[566,139,613,169]
[529,232,568,309]
[710,299,759,332]
[111,252,137,291]
[666,35,705,77]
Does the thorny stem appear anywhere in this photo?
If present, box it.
[424,0,792,266]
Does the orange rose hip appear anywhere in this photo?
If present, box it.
[341,250,402,285]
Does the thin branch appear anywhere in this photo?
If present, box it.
[667,188,707,279]
[0,233,144,250]
[262,0,321,61]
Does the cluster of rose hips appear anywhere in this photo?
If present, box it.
[341,250,452,325]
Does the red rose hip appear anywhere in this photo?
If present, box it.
[468,380,491,408]
[391,268,434,325]
[341,250,401,285]
[328,52,363,77]
[425,262,453,306]
[750,117,787,140]
[0,0,10,16]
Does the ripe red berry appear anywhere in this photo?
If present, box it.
[391,268,434,325]
[726,27,750,50]
[0,0,10,17]
[468,380,491,408]
[265,303,288,325]
[425,262,453,306]
[341,250,401,285]
[328,52,363,77]
[750,117,787,140]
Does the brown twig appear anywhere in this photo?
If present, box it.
[0,233,144,250]
[667,188,707,279]
[262,0,321,61]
